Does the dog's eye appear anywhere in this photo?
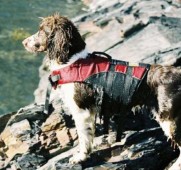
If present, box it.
[44,26,51,34]
[44,31,50,36]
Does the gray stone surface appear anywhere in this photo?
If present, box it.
[86,19,124,52]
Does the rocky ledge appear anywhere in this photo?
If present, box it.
[1,0,181,169]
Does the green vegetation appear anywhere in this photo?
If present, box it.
[11,28,31,41]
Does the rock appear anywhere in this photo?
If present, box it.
[39,130,61,157]
[164,5,181,18]
[34,57,50,104]
[56,127,77,148]
[86,19,124,52]
[6,103,46,127]
[87,0,121,12]
[0,112,16,133]
[0,120,32,160]
[41,112,65,132]
[37,128,178,170]
[37,147,78,170]
[142,42,181,65]
[10,119,31,138]
[108,22,169,61]
[73,0,123,24]
[0,103,77,169]
[105,16,181,63]
[2,125,22,148]
[0,150,6,161]
[82,0,92,6]
[11,153,46,170]
[119,15,148,38]
[3,140,29,161]
[78,21,101,37]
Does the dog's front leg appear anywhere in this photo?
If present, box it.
[69,108,96,164]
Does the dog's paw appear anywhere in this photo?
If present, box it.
[168,161,181,170]
[69,153,88,164]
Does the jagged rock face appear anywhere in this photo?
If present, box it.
[1,0,181,169]
[1,119,31,160]
[41,112,65,132]
[0,104,77,169]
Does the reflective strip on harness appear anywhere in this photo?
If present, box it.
[115,65,127,74]
[132,66,147,79]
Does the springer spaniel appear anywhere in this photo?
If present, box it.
[22,14,181,169]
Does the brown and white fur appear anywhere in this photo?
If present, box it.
[23,14,181,169]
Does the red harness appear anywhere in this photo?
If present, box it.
[51,56,110,86]
[50,56,147,88]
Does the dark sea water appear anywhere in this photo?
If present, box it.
[0,0,84,115]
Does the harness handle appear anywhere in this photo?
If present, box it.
[91,51,112,60]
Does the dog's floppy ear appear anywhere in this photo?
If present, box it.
[47,16,73,64]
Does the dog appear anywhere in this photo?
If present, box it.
[22,14,181,169]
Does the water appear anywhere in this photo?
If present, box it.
[0,0,84,115]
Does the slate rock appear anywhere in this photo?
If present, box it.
[0,112,16,133]
[12,153,46,170]
[107,16,181,62]
[37,128,179,170]
[86,19,124,52]
[41,112,65,132]
[6,103,46,127]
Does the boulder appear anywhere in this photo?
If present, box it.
[0,103,76,169]
[56,127,77,148]
[11,153,46,170]
[86,19,124,52]
[6,103,46,127]
[37,128,179,170]
[1,123,30,160]
[108,20,171,62]
[41,112,65,132]
[0,112,16,133]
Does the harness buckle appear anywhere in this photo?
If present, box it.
[49,75,61,89]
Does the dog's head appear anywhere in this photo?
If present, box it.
[22,14,86,64]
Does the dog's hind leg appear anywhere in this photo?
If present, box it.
[101,108,110,134]
[116,108,127,142]
[168,118,181,170]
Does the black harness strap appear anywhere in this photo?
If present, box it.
[44,75,60,114]
[44,81,52,114]
[91,51,112,60]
